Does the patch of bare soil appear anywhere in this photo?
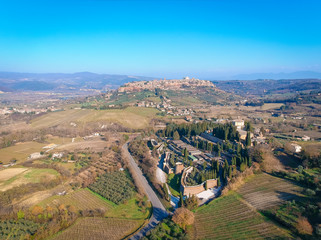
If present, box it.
[0,168,28,181]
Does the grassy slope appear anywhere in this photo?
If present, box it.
[30,107,159,129]
[192,173,304,239]
[167,173,181,197]
[0,142,47,164]
[0,168,59,191]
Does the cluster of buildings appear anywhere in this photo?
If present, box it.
[137,98,194,117]
[0,106,58,115]
[118,77,216,93]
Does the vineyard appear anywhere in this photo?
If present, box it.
[88,171,134,204]
[40,189,113,212]
[236,173,304,210]
[193,193,288,239]
[0,220,40,240]
[52,217,142,240]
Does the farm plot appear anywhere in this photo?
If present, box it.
[0,141,47,164]
[52,217,141,240]
[0,168,59,191]
[39,189,113,212]
[193,193,288,239]
[236,173,304,210]
[30,107,158,130]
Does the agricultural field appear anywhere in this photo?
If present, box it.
[30,107,159,129]
[193,193,289,239]
[52,217,142,240]
[0,141,47,164]
[236,173,304,210]
[39,188,151,220]
[0,167,59,191]
[192,173,303,239]
[30,109,90,129]
[88,171,135,204]
[39,189,113,213]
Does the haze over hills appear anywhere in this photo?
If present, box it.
[1,71,321,93]
[0,71,154,92]
[229,71,321,80]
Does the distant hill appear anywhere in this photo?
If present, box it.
[213,78,321,97]
[0,72,154,92]
[231,71,321,80]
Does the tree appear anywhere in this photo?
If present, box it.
[185,195,198,210]
[246,131,251,147]
[31,205,44,216]
[179,192,184,207]
[172,208,195,230]
[163,183,169,201]
[173,131,180,140]
[217,178,221,186]
[205,181,208,190]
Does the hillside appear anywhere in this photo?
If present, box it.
[192,173,304,239]
[214,79,321,97]
[0,71,154,92]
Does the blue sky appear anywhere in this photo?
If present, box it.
[0,0,320,79]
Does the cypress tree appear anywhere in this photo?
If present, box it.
[246,131,251,147]
[179,192,184,207]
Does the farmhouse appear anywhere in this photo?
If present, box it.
[232,120,244,129]
[28,152,42,160]
[290,143,302,153]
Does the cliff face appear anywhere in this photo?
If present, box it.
[118,78,216,93]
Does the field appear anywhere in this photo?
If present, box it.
[0,168,28,181]
[236,173,304,210]
[39,189,113,212]
[30,107,159,129]
[0,141,47,164]
[192,173,303,239]
[193,193,288,239]
[52,217,142,240]
[39,188,151,219]
[0,167,59,191]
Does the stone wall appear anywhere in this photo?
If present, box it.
[180,166,217,196]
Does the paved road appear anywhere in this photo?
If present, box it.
[122,143,169,239]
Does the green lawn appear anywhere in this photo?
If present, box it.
[167,174,181,197]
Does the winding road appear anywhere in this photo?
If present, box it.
[122,143,169,239]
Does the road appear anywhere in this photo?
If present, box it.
[122,143,169,239]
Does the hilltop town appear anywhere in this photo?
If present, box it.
[118,77,217,93]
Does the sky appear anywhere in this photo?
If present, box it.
[0,0,321,79]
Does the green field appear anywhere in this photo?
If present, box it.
[167,173,180,197]
[193,193,288,239]
[236,173,304,210]
[51,217,142,240]
[0,167,59,191]
[39,188,150,220]
[192,173,303,239]
[39,189,114,212]
[30,107,159,129]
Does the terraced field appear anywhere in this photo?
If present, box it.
[39,189,113,212]
[193,173,303,239]
[52,217,141,240]
[236,173,304,210]
[193,193,288,239]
